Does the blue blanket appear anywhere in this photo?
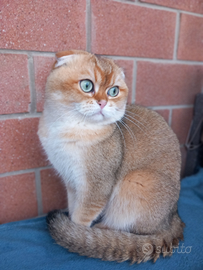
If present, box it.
[1,169,203,270]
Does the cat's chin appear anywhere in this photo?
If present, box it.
[89,117,119,127]
[85,109,125,126]
[88,113,106,123]
[85,113,114,126]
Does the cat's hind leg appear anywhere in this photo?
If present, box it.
[102,169,180,234]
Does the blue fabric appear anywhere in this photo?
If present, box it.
[1,169,203,270]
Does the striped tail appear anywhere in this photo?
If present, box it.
[46,210,184,264]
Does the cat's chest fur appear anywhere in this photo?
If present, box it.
[39,118,87,188]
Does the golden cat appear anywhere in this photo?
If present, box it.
[38,50,184,263]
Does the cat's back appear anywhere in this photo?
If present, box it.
[123,104,179,149]
[120,105,181,180]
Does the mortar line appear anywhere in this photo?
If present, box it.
[86,0,91,53]
[173,11,180,60]
[35,169,43,216]
[30,51,55,57]
[131,60,137,104]
[113,0,203,17]
[0,165,52,178]
[0,49,55,56]
[100,55,203,65]
[27,53,37,113]
[149,104,194,110]
[0,112,42,120]
[1,49,203,65]
[168,109,173,126]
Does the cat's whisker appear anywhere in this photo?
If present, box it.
[47,109,80,130]
[116,106,148,126]
[119,119,136,145]
[52,108,79,124]
[115,122,126,151]
[124,113,147,130]
[81,113,87,124]
[122,115,146,134]
[54,108,78,122]
[125,109,148,124]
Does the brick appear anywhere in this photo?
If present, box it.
[140,0,203,14]
[0,54,30,114]
[0,173,37,223]
[91,0,176,58]
[171,108,194,145]
[34,56,55,112]
[178,14,203,61]
[114,60,134,104]
[154,109,170,124]
[0,0,86,51]
[136,62,203,106]
[40,169,67,214]
[0,118,48,174]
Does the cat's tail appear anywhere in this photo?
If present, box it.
[46,210,184,264]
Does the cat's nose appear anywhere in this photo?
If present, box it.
[97,100,107,110]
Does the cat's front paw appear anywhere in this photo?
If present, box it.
[71,212,92,227]
[93,222,109,230]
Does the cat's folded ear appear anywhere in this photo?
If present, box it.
[53,50,89,69]
[120,69,125,79]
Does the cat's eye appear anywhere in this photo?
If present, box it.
[80,80,93,93]
[107,86,119,97]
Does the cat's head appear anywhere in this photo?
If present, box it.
[45,50,128,126]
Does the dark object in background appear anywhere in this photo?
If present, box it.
[200,130,203,168]
[184,94,203,177]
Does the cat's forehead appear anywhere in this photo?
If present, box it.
[55,53,123,85]
[93,57,115,86]
[51,53,127,98]
[91,57,126,91]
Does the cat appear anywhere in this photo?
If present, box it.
[38,50,184,263]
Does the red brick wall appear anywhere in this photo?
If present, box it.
[0,0,203,224]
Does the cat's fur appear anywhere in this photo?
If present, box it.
[38,50,184,263]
